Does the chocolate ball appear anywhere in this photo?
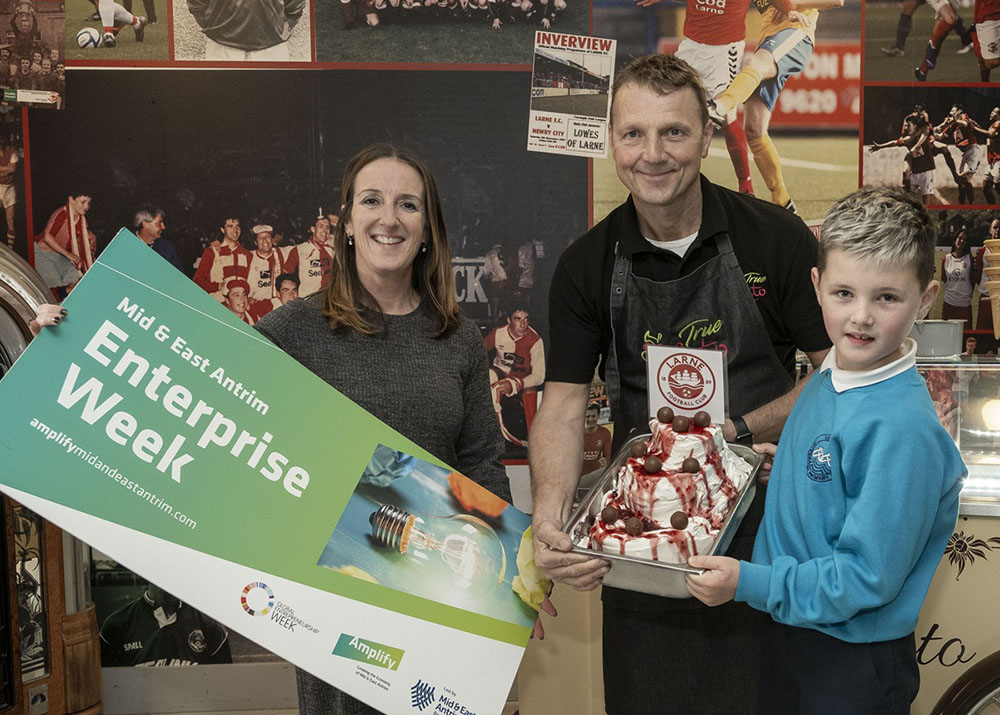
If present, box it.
[630,441,646,459]
[624,517,644,536]
[643,455,662,473]
[682,457,700,473]
[670,511,689,530]
[672,415,690,433]
[693,411,711,428]
[601,506,620,524]
[656,406,675,423]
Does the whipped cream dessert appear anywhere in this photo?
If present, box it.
[587,408,753,563]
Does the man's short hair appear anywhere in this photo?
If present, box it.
[586,402,601,413]
[818,187,936,288]
[275,271,299,289]
[610,54,709,128]
[133,205,163,231]
[220,215,240,228]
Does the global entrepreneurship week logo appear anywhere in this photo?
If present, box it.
[240,581,275,616]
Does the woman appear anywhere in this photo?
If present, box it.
[33,144,518,714]
[257,143,510,714]
[941,226,974,324]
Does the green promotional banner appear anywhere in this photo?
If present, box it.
[0,230,536,714]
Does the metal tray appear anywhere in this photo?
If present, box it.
[563,434,762,598]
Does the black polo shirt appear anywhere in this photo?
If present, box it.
[546,175,831,384]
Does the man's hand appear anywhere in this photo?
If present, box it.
[495,379,514,397]
[686,555,740,606]
[752,442,777,485]
[532,517,609,590]
[492,17,501,28]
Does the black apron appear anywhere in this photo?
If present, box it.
[601,231,794,715]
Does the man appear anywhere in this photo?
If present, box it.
[193,216,250,301]
[222,277,255,325]
[0,133,17,249]
[636,0,755,194]
[93,0,146,48]
[711,0,844,212]
[246,223,285,302]
[976,108,1000,202]
[528,54,829,715]
[37,56,54,92]
[482,243,510,319]
[881,0,973,57]
[250,271,299,320]
[35,193,95,297]
[285,215,334,297]
[134,205,182,272]
[100,583,231,667]
[484,308,545,447]
[973,0,1000,80]
[13,56,35,90]
[976,218,1000,332]
[581,402,612,476]
[936,104,981,204]
[914,0,977,79]
[122,0,157,24]
[869,110,942,205]
[187,0,304,61]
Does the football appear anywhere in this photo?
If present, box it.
[76,27,102,49]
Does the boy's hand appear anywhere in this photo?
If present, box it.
[752,442,777,485]
[686,555,739,606]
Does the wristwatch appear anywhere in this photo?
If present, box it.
[731,415,754,447]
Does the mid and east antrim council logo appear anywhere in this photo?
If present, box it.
[241,581,275,616]
[656,353,716,410]
[410,679,436,711]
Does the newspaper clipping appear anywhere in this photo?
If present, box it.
[0,0,63,108]
[528,31,615,158]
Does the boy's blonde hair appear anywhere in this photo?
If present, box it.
[818,187,936,288]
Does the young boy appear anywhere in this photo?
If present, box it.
[686,186,966,714]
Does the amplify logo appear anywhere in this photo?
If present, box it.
[240,581,274,616]
[334,634,404,671]
[410,680,436,711]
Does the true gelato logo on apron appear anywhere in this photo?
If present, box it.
[655,352,716,410]
[745,272,768,299]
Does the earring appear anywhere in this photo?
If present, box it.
[347,233,353,246]
[421,243,427,253]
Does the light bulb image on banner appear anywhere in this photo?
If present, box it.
[315,444,541,628]
[369,504,506,597]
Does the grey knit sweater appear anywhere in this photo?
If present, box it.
[254,294,509,500]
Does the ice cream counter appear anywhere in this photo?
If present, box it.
[516,358,1000,714]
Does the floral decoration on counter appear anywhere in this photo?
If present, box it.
[945,531,1000,580]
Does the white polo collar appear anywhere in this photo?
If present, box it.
[819,338,917,392]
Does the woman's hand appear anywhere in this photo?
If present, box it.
[29,304,65,336]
